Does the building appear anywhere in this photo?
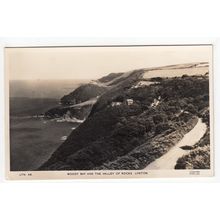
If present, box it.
[151,98,160,107]
[126,99,134,105]
[111,102,122,107]
[111,98,134,107]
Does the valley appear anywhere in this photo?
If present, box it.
[39,62,210,171]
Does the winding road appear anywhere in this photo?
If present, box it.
[145,118,207,170]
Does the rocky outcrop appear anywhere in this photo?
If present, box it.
[45,83,107,121]
[45,102,93,120]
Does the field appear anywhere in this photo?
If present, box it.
[143,66,208,79]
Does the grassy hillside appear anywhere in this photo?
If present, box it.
[98,72,124,83]
[45,69,144,121]
[39,71,210,170]
[60,84,107,105]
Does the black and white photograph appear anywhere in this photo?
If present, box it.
[1,1,220,220]
[5,45,213,179]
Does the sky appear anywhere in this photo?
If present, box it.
[6,45,212,80]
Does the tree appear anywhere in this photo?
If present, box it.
[182,74,189,78]
[155,123,170,135]
[186,104,198,114]
[114,95,124,102]
[153,113,167,124]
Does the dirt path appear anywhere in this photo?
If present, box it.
[145,118,207,170]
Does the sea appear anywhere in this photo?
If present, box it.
[9,80,88,171]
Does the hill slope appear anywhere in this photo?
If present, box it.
[60,84,107,105]
[44,68,142,121]
[39,62,210,170]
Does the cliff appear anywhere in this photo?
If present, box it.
[44,68,143,121]
[39,63,210,170]
[60,84,107,105]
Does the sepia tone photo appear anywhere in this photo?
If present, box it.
[5,45,214,179]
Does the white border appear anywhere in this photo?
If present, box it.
[0,37,219,183]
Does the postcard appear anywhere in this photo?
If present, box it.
[5,45,214,179]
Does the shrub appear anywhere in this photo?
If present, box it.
[155,123,170,135]
[186,104,198,114]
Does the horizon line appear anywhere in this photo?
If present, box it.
[9,61,209,81]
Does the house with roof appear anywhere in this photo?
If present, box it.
[126,99,134,105]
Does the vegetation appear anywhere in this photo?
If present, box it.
[98,117,198,170]
[39,72,210,171]
[175,110,210,170]
[98,72,124,83]
[60,84,107,105]
[45,103,92,120]
[175,146,210,169]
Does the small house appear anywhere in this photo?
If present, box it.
[126,99,134,106]
[151,98,160,107]
[111,102,122,107]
